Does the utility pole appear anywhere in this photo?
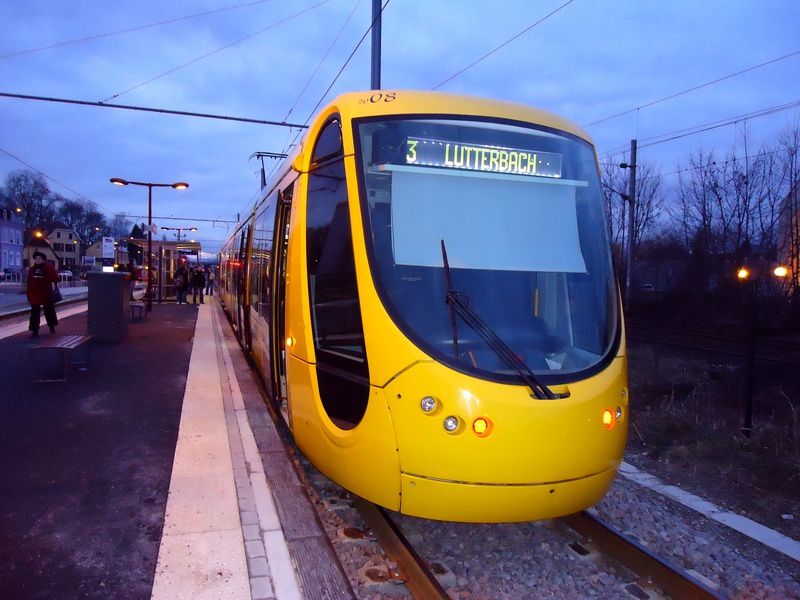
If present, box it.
[371,0,382,89]
[620,139,637,306]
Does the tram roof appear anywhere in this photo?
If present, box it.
[324,90,593,146]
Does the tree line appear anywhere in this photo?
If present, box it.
[602,123,800,298]
[0,170,138,250]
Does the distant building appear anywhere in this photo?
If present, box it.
[778,180,799,293]
[47,225,81,268]
[0,208,24,272]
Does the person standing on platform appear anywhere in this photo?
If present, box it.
[26,251,59,337]
[191,266,205,305]
[205,267,216,296]
[174,264,188,304]
[126,262,138,300]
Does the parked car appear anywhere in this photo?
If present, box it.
[59,270,74,281]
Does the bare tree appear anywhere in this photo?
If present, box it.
[3,170,58,234]
[631,162,664,252]
[108,213,133,240]
[601,158,664,265]
[777,123,800,298]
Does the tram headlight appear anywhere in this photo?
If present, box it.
[443,416,460,433]
[420,396,438,413]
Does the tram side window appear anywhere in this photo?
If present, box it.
[253,199,277,319]
[306,120,368,368]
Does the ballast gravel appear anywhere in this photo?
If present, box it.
[299,453,799,599]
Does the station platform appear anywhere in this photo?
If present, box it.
[0,297,355,599]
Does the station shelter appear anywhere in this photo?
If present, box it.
[121,238,201,302]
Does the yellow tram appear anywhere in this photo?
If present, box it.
[219,90,628,522]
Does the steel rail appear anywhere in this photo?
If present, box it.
[353,498,450,600]
[560,511,723,599]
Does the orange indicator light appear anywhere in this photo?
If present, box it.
[601,409,616,429]
[472,417,492,437]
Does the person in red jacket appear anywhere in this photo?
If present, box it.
[26,251,59,337]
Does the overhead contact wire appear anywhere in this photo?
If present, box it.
[100,0,334,103]
[303,0,392,123]
[432,0,576,90]
[584,48,800,128]
[0,0,277,60]
[284,0,363,122]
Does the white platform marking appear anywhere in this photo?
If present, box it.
[619,461,800,561]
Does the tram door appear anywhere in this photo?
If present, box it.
[271,186,292,411]
[236,224,253,350]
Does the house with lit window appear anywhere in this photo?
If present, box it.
[47,225,82,268]
[0,208,24,273]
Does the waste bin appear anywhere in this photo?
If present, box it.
[87,271,130,341]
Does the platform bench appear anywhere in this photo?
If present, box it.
[29,334,94,382]
[130,302,146,321]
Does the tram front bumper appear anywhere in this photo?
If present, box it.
[398,465,618,523]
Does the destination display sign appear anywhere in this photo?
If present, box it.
[404,137,562,178]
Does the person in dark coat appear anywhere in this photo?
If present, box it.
[191,266,206,305]
[174,265,189,304]
[26,251,59,337]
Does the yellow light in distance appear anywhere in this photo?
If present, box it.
[601,409,616,430]
[472,417,492,437]
[773,265,789,278]
[737,267,750,280]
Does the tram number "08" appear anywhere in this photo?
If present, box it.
[359,92,397,104]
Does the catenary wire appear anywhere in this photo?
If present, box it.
[0,92,307,129]
[100,0,334,103]
[0,145,116,214]
[284,0,364,122]
[302,0,391,124]
[584,48,800,128]
[0,0,277,60]
[599,99,800,162]
[432,0,576,90]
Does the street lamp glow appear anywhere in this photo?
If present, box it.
[737,267,750,280]
[773,265,789,278]
[110,176,190,313]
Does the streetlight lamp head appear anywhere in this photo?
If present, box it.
[161,226,168,231]
[171,182,189,190]
[110,177,129,186]
[737,267,751,280]
[190,227,197,231]
[773,265,789,278]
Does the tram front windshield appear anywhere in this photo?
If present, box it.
[355,117,618,382]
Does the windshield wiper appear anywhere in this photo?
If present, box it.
[440,240,460,360]
[440,239,557,400]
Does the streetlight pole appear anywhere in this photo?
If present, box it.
[619,139,637,306]
[736,264,789,437]
[110,178,189,312]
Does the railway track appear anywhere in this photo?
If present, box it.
[353,497,723,600]
[627,324,800,366]
[560,511,722,600]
